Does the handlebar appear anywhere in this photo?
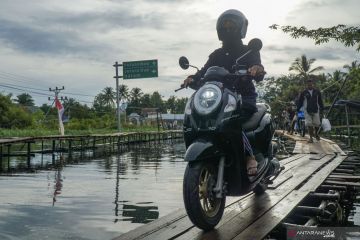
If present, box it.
[175,73,253,92]
[175,86,185,92]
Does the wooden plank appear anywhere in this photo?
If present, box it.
[328,174,360,180]
[268,155,325,189]
[175,154,335,240]
[293,140,345,155]
[114,194,253,240]
[233,154,346,240]
[113,209,187,240]
[324,180,360,187]
[138,194,254,240]
[279,154,305,165]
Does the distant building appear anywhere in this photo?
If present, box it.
[128,113,141,126]
[147,113,184,129]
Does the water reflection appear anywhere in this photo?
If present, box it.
[52,156,64,206]
[0,140,186,240]
[122,204,159,224]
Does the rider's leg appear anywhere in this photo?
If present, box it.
[242,131,257,176]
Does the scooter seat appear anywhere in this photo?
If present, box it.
[242,103,267,131]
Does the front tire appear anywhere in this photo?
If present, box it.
[183,161,225,231]
[300,120,306,137]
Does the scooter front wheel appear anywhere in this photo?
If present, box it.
[183,161,225,231]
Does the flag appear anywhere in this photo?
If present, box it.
[55,97,65,136]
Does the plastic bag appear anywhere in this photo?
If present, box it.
[321,118,331,132]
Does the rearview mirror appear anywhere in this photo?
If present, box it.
[248,38,262,52]
[179,56,189,70]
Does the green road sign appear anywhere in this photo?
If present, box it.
[123,59,158,79]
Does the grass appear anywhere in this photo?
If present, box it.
[0,126,165,138]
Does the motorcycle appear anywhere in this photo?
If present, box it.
[176,38,284,230]
[296,110,306,137]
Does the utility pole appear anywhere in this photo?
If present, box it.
[49,86,66,135]
[113,62,123,132]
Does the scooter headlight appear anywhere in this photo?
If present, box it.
[194,84,222,115]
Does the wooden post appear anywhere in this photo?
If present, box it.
[345,104,351,147]
[7,144,10,169]
[41,140,44,153]
[27,142,31,168]
[68,140,72,158]
[52,140,56,153]
[0,145,3,171]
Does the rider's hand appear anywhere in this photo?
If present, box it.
[182,77,194,88]
[248,65,265,77]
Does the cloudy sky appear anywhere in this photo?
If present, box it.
[0,0,359,106]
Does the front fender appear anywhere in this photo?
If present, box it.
[184,140,219,162]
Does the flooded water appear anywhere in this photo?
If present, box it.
[0,140,187,240]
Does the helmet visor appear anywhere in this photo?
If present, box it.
[222,19,239,32]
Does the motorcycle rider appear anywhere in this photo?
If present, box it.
[182,9,266,175]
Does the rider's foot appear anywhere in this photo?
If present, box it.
[315,135,320,141]
[247,155,258,176]
[308,138,313,143]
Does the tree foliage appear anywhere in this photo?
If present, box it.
[0,93,33,128]
[269,24,360,51]
[14,93,35,106]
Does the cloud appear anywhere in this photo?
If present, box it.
[286,0,360,26]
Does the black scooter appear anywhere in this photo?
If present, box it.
[176,39,284,230]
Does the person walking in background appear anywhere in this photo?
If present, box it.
[297,78,324,143]
[288,102,297,135]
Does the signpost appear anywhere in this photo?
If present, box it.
[113,59,158,132]
[123,59,158,79]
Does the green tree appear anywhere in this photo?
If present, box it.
[118,84,130,103]
[175,97,188,114]
[100,87,115,109]
[344,60,360,73]
[0,93,33,128]
[14,93,34,106]
[63,98,94,119]
[150,91,164,112]
[270,24,360,51]
[140,94,151,108]
[166,96,176,113]
[129,87,143,108]
[93,87,116,114]
[289,55,324,82]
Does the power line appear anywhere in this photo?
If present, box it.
[0,85,93,104]
[0,71,97,97]
[0,70,46,84]
[0,84,52,97]
[0,80,51,93]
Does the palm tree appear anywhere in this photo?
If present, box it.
[343,60,359,73]
[14,93,34,106]
[129,87,143,108]
[100,87,115,109]
[118,84,129,103]
[289,55,324,83]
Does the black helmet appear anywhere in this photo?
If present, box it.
[216,9,248,42]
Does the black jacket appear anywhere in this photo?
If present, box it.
[297,88,324,114]
[189,41,264,102]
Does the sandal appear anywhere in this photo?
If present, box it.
[247,156,258,176]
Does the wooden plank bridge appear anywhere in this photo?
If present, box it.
[113,132,358,240]
[0,130,183,158]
